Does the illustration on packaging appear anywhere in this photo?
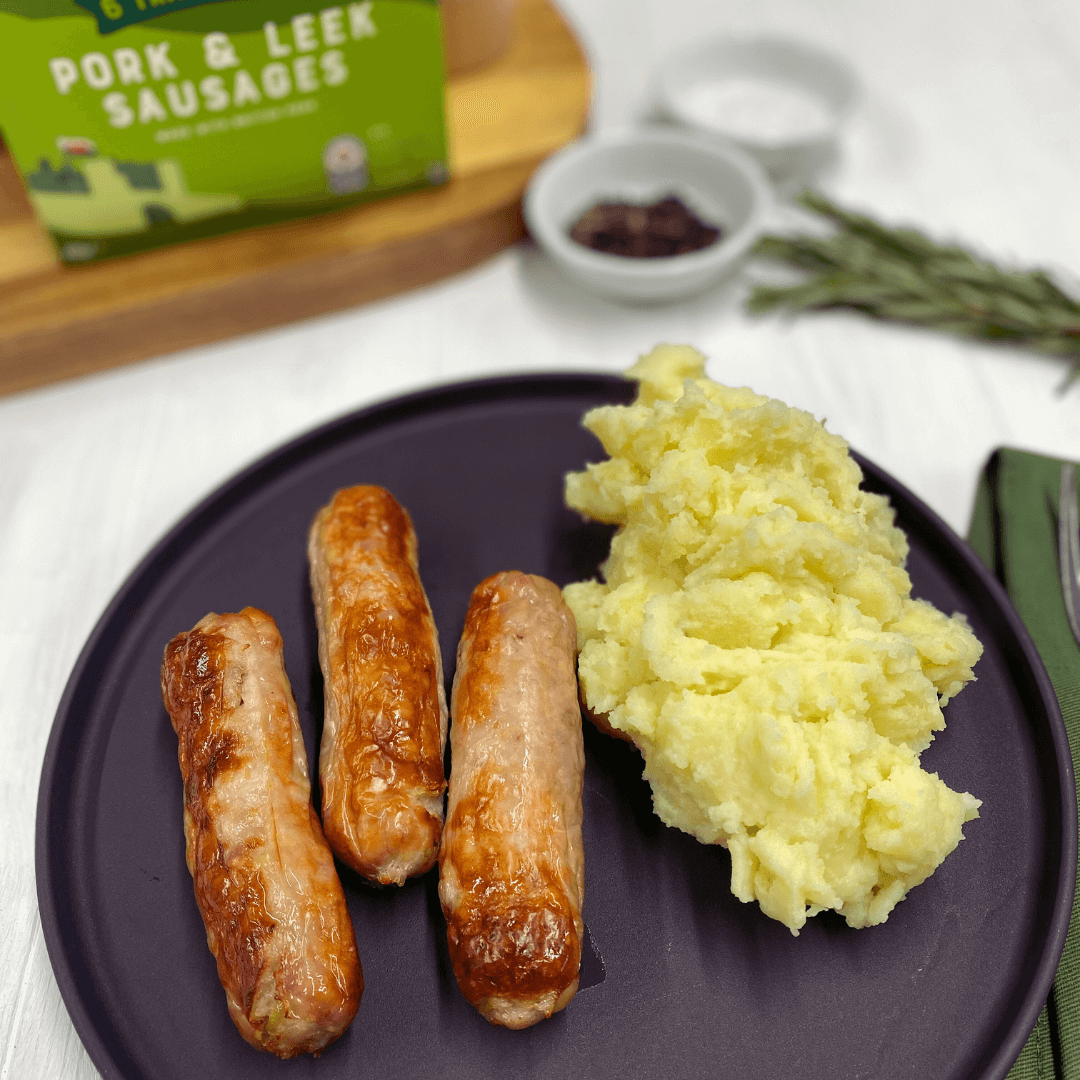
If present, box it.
[28,136,242,242]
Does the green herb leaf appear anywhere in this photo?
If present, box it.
[748,191,1080,390]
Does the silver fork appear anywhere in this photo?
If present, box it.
[1059,463,1080,646]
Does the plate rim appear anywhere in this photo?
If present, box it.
[34,371,1077,1080]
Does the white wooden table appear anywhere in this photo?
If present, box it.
[3,0,1079,1075]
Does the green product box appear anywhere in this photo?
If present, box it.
[0,0,448,263]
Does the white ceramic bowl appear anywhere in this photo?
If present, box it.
[523,128,771,304]
[656,35,859,180]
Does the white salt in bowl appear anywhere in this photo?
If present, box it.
[523,127,771,304]
[656,35,859,181]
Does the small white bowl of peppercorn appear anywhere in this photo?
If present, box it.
[523,127,771,303]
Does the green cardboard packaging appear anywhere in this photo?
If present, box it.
[0,0,448,263]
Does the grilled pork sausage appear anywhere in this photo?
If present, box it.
[161,607,361,1058]
[308,485,448,885]
[439,572,585,1029]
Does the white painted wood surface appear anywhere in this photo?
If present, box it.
[3,0,1079,1075]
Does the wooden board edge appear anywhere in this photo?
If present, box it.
[0,185,527,397]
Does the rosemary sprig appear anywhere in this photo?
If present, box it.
[747,191,1080,387]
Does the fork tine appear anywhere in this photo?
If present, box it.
[1058,463,1080,646]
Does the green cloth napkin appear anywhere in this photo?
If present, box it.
[969,448,1080,1080]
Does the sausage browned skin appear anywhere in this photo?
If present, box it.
[308,485,448,885]
[439,571,585,1029]
[160,607,361,1058]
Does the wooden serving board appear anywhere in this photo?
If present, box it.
[0,0,589,397]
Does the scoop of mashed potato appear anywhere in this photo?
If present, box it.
[564,344,982,934]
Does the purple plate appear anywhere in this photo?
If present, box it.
[36,373,1075,1080]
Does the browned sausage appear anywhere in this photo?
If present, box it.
[308,485,448,885]
[580,695,637,746]
[161,607,361,1058]
[439,571,586,1029]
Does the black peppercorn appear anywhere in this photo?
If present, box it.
[568,196,721,258]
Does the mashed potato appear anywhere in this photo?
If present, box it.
[563,344,983,934]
